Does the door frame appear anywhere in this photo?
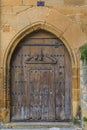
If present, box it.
[2,23,79,123]
[10,34,72,121]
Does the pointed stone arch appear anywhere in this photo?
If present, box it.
[3,23,76,122]
[1,7,86,122]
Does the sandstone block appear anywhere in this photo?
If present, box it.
[63,23,86,49]
[73,89,80,101]
[64,0,85,6]
[23,0,37,5]
[1,0,22,6]
[72,77,78,89]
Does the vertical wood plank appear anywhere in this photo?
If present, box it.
[10,30,72,122]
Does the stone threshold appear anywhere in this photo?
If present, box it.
[0,128,82,130]
[0,122,75,129]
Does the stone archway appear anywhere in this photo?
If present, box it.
[10,29,72,122]
[1,7,84,122]
[2,22,79,123]
[1,22,79,123]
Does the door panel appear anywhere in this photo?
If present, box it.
[10,30,72,122]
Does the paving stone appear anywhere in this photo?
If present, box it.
[0,128,81,130]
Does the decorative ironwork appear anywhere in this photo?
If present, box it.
[25,55,57,64]
[19,43,63,47]
[10,35,71,122]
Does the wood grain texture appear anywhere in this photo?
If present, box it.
[10,30,72,122]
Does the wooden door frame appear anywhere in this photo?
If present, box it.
[2,23,79,123]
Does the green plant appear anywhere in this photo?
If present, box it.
[83,117,87,122]
[73,117,79,124]
[80,44,87,62]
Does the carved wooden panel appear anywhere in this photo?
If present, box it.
[10,30,72,122]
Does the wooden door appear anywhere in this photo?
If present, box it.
[10,30,72,122]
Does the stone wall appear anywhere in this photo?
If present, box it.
[80,61,87,129]
[1,0,87,37]
[1,0,87,6]
[0,0,87,123]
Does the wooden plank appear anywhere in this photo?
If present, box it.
[10,30,72,122]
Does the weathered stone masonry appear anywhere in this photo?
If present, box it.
[0,0,87,123]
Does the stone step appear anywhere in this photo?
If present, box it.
[0,128,82,130]
[1,122,73,128]
[0,123,82,130]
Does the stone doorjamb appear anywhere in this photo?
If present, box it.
[0,20,81,122]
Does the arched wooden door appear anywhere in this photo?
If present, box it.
[10,30,72,122]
